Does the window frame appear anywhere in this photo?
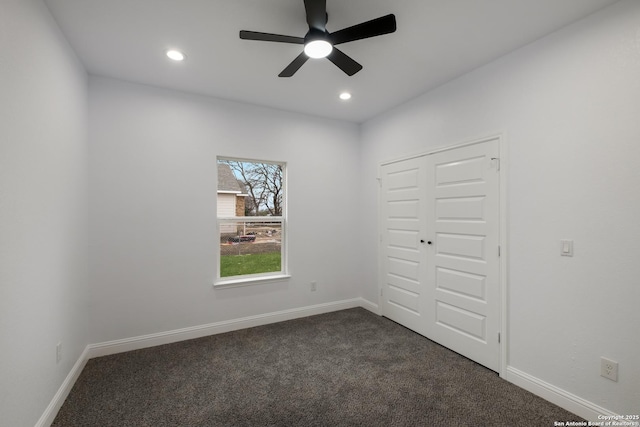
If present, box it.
[214,157,289,288]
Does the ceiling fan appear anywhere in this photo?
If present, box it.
[239,0,396,77]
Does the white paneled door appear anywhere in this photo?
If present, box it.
[380,139,501,372]
[380,157,428,334]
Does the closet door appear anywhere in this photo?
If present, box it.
[424,139,501,371]
[379,138,502,372]
[380,157,428,335]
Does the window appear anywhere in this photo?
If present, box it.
[215,158,287,285]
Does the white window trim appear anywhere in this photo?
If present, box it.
[214,158,288,287]
[214,273,292,288]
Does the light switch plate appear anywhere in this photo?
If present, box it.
[561,239,573,257]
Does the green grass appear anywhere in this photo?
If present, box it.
[220,252,282,277]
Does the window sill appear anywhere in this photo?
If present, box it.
[214,274,291,289]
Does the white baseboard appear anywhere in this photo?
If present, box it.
[34,346,90,427]
[87,298,367,359]
[359,298,380,315]
[506,366,618,421]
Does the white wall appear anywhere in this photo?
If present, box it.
[88,77,361,343]
[360,0,640,416]
[0,0,88,426]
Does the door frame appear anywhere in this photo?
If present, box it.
[378,133,509,378]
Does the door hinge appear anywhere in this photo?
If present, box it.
[498,332,501,343]
[380,288,383,297]
[491,157,500,171]
[498,245,501,257]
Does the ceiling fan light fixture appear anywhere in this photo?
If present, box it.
[304,39,333,59]
[166,49,186,61]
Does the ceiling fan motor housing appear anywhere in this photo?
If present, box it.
[304,28,330,45]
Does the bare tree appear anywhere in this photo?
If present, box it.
[220,160,283,216]
[254,163,283,216]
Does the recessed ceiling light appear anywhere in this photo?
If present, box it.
[339,92,352,101]
[166,49,186,61]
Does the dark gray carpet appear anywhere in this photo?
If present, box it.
[53,308,582,426]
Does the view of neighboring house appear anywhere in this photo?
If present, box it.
[217,163,247,233]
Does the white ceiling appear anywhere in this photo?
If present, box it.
[44,0,619,123]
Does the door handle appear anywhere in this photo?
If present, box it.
[420,240,433,245]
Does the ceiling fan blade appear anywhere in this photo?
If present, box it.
[240,30,304,44]
[304,0,327,31]
[330,14,397,45]
[326,47,363,76]
[279,52,310,77]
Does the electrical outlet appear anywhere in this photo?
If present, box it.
[600,357,618,381]
[56,342,62,364]
[310,281,317,292]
